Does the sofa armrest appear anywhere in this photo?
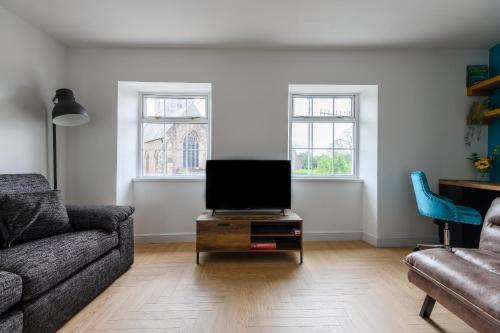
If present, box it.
[0,271,22,316]
[66,205,135,232]
[117,217,134,273]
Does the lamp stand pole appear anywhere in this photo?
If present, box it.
[52,124,58,190]
[51,88,90,190]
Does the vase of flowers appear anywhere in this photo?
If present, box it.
[468,146,499,182]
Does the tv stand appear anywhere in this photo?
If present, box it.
[196,212,303,264]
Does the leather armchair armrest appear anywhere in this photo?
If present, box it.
[66,205,135,232]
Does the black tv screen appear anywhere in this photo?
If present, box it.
[206,160,291,210]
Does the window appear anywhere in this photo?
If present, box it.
[140,94,210,177]
[183,132,199,169]
[289,94,357,177]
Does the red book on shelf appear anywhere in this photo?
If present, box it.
[251,242,277,249]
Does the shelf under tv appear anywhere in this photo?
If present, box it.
[250,234,301,237]
[196,211,303,264]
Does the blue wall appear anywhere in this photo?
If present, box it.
[489,44,500,181]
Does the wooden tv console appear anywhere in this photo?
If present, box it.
[196,212,303,264]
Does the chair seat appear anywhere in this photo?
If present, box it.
[405,248,500,323]
[0,230,118,301]
[454,205,483,225]
[436,205,482,225]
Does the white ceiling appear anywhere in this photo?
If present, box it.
[2,0,500,49]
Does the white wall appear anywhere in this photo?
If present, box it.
[131,179,363,243]
[67,47,487,245]
[376,52,488,246]
[358,87,379,245]
[0,6,67,191]
[116,82,140,205]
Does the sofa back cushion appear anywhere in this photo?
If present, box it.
[0,195,41,248]
[0,174,51,195]
[479,197,500,253]
[0,191,70,247]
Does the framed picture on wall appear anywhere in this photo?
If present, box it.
[467,65,489,87]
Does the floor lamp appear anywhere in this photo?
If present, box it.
[51,88,89,189]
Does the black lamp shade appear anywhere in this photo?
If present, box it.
[52,88,89,126]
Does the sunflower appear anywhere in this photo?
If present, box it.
[468,145,499,174]
[474,158,491,172]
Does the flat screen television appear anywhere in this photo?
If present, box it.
[206,160,291,211]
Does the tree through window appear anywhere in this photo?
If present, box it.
[289,94,357,177]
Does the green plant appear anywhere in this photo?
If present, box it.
[294,151,352,175]
[465,99,490,146]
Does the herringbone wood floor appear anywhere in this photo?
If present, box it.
[57,241,475,333]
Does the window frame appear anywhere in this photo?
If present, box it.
[138,92,211,179]
[288,93,359,179]
[182,132,200,169]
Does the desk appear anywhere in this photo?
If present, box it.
[439,179,500,248]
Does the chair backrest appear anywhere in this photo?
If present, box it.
[480,197,500,253]
[410,170,435,218]
[0,174,51,194]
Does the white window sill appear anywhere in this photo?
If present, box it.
[292,177,363,183]
[133,177,205,182]
[133,177,363,183]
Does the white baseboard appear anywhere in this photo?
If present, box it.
[303,231,363,241]
[375,236,438,247]
[135,231,363,244]
[135,232,195,243]
[135,231,437,248]
[362,232,378,246]
[362,232,438,247]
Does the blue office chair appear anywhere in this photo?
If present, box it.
[410,171,482,250]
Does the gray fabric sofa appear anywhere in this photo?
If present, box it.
[0,174,134,333]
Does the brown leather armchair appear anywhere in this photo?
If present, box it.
[405,197,500,332]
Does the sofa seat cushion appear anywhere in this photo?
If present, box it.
[0,271,22,315]
[0,230,118,301]
[405,248,500,322]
